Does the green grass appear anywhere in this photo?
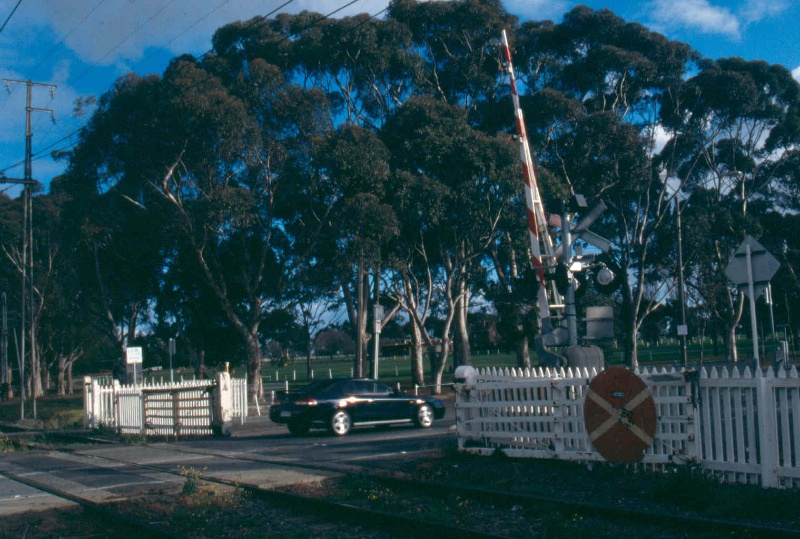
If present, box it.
[0,394,84,429]
[260,334,793,390]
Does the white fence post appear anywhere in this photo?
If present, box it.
[213,371,234,435]
[757,369,779,488]
[83,377,93,428]
[90,378,101,429]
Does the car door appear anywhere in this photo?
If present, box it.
[371,380,410,421]
[341,380,377,423]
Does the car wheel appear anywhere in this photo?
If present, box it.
[287,419,310,436]
[415,404,434,428]
[330,410,352,436]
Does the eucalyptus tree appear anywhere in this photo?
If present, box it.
[508,7,697,366]
[760,211,800,345]
[214,13,415,380]
[154,238,237,378]
[0,190,52,397]
[61,73,175,373]
[214,12,419,128]
[153,54,336,398]
[383,96,517,391]
[293,124,397,378]
[387,0,515,112]
[660,58,800,361]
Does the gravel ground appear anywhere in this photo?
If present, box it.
[3,450,800,538]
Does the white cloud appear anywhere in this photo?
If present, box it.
[740,0,788,23]
[793,66,800,83]
[647,0,741,39]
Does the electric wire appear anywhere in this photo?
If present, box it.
[0,0,23,36]
[2,0,183,178]
[1,0,384,178]
[0,1,105,179]
[25,0,108,80]
[70,0,180,85]
[129,0,232,73]
[1,0,296,176]
[4,0,299,176]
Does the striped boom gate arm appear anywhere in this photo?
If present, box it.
[500,30,564,365]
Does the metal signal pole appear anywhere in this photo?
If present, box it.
[3,79,55,419]
[676,197,688,368]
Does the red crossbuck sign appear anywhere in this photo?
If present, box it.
[583,367,657,463]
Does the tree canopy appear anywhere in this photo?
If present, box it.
[2,1,799,397]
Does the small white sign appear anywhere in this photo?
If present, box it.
[677,325,688,336]
[126,347,143,364]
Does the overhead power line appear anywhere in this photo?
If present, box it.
[1,0,384,177]
[0,0,23,36]
[12,0,299,172]
[26,0,108,79]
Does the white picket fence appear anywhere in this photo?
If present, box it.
[455,364,800,489]
[83,376,248,436]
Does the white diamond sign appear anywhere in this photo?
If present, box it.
[724,236,780,299]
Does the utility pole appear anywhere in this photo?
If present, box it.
[1,291,8,397]
[3,79,55,419]
[676,197,689,368]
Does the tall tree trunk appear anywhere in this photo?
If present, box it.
[432,333,452,395]
[196,349,207,379]
[306,323,313,380]
[432,295,459,394]
[40,357,49,395]
[455,281,471,367]
[726,323,739,363]
[516,337,531,369]
[354,259,366,378]
[66,361,74,395]
[410,322,425,386]
[244,332,262,400]
[57,355,66,395]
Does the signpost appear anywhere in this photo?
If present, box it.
[724,236,780,369]
[372,305,384,379]
[168,338,176,384]
[126,346,143,386]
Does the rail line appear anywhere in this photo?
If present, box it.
[95,439,800,538]
[175,445,800,538]
[7,434,800,538]
[1,441,508,539]
[0,468,190,539]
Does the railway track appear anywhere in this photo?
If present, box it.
[4,433,800,538]
[81,441,800,538]
[0,440,507,539]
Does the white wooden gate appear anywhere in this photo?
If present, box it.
[84,376,248,436]
[455,365,800,489]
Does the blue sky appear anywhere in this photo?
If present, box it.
[0,0,798,196]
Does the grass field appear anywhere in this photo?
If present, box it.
[0,393,83,429]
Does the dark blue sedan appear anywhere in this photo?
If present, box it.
[269,377,446,436]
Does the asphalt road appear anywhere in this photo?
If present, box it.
[0,396,457,516]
